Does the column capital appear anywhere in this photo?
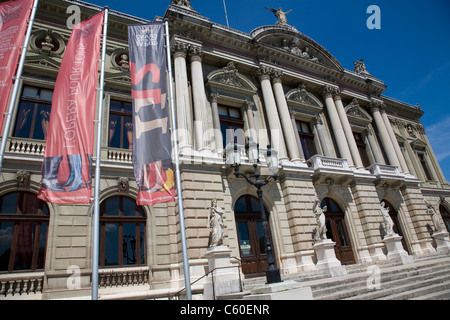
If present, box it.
[255,66,273,82]
[243,100,255,110]
[313,113,323,125]
[321,84,339,99]
[369,99,385,112]
[189,45,203,62]
[332,87,342,101]
[210,92,220,103]
[271,69,284,84]
[172,40,189,58]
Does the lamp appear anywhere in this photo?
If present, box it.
[226,135,241,166]
[247,138,259,164]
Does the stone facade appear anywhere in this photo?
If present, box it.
[0,0,449,300]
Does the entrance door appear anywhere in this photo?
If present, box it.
[234,195,271,278]
[322,198,355,265]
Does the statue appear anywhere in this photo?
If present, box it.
[265,7,293,26]
[425,201,443,232]
[380,202,395,237]
[353,59,371,75]
[313,198,327,242]
[207,199,224,248]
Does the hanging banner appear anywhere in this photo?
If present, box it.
[128,23,175,206]
[0,0,34,130]
[38,12,104,204]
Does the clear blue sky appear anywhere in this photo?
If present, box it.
[86,0,450,181]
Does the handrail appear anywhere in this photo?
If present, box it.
[170,264,243,300]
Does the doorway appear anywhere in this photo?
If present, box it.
[234,195,273,278]
[322,197,356,265]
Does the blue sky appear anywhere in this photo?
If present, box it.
[86,0,450,181]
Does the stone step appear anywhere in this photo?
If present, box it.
[411,288,450,300]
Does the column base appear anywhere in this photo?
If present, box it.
[432,231,450,254]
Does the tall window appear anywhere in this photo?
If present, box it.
[296,120,317,160]
[418,153,433,181]
[0,192,49,272]
[108,100,133,149]
[219,105,244,148]
[13,86,53,140]
[353,132,371,168]
[99,196,146,267]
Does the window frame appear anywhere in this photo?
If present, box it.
[108,100,133,150]
[296,120,317,160]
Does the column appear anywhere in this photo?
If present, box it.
[370,100,401,168]
[313,113,334,157]
[244,100,258,144]
[365,126,384,164]
[172,41,193,152]
[290,114,306,160]
[210,93,223,154]
[271,71,301,162]
[322,85,354,166]
[189,45,211,151]
[256,66,288,161]
[380,109,409,173]
[333,91,364,168]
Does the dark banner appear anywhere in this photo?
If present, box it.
[37,12,104,204]
[128,23,175,206]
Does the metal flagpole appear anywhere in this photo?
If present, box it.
[0,0,39,173]
[91,6,109,301]
[163,19,192,300]
[223,0,230,28]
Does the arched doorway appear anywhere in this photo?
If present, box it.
[322,198,355,265]
[234,195,273,278]
[439,204,450,232]
[381,200,409,253]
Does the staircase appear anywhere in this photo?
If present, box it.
[241,254,450,300]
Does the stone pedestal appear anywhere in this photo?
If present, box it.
[203,246,242,300]
[243,280,313,300]
[313,239,347,277]
[383,234,414,264]
[432,231,450,254]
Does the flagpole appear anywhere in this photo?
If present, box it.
[0,0,39,173]
[91,6,109,301]
[164,19,192,300]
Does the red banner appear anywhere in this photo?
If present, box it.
[128,23,175,206]
[0,0,33,130]
[38,12,104,204]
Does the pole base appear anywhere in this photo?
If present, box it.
[266,267,282,284]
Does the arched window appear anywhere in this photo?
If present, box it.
[0,192,49,272]
[99,196,146,267]
[439,204,450,232]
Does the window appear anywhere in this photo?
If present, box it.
[418,153,433,181]
[109,100,133,149]
[99,197,146,267]
[353,132,371,168]
[296,120,317,160]
[219,105,244,148]
[13,86,53,140]
[0,192,49,272]
[439,205,450,232]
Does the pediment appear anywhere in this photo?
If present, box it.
[286,84,322,113]
[345,99,372,125]
[409,138,428,150]
[105,72,131,86]
[206,62,257,95]
[250,25,343,71]
[25,55,61,71]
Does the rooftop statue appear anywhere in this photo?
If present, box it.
[265,7,292,26]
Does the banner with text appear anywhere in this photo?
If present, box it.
[0,0,33,130]
[128,23,175,206]
[38,12,104,204]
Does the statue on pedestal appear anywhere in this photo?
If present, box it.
[425,201,443,233]
[208,199,224,248]
[313,198,327,242]
[381,201,395,237]
[265,7,293,26]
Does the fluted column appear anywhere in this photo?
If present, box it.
[172,41,193,152]
[365,126,384,164]
[189,45,211,151]
[333,91,364,168]
[313,113,334,157]
[322,85,354,166]
[380,109,409,173]
[210,93,223,154]
[256,66,288,161]
[370,100,400,168]
[271,71,301,162]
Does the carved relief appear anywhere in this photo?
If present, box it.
[17,170,31,189]
[117,177,129,192]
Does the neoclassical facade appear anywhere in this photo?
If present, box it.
[0,0,449,299]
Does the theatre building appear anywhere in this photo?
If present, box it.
[0,0,449,299]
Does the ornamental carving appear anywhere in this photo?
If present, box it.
[288,83,319,107]
[117,177,129,192]
[17,170,31,189]
[219,62,244,88]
